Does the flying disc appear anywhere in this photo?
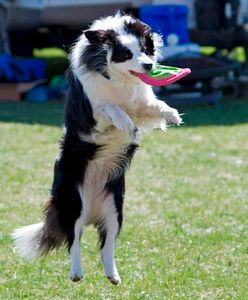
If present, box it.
[138,64,191,86]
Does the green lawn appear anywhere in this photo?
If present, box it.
[0,99,248,299]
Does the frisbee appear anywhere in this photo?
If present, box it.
[138,64,191,86]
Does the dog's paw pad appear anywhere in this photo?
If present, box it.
[163,109,183,126]
[70,274,83,282]
[70,269,83,282]
[171,114,182,125]
[107,275,121,285]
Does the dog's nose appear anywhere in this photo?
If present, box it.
[142,63,153,71]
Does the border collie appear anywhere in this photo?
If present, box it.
[12,13,182,285]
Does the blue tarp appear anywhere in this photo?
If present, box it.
[0,54,46,82]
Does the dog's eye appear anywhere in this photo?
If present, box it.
[141,45,152,56]
[112,45,133,62]
[123,50,133,60]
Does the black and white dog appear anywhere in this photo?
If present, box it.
[12,13,182,285]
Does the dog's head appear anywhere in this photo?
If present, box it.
[73,13,163,80]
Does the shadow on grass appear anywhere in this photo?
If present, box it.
[0,101,64,127]
[174,98,248,127]
[0,98,247,127]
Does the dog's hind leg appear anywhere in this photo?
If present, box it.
[99,201,121,285]
[98,176,125,285]
[69,216,84,282]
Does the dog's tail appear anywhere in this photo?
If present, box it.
[12,202,66,260]
[12,223,46,260]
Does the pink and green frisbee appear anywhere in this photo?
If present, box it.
[135,64,191,86]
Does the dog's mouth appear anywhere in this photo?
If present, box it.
[129,70,141,77]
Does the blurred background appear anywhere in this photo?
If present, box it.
[0,0,248,103]
[1,3,248,298]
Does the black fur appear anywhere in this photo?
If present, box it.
[82,22,155,77]
[49,134,99,249]
[97,224,107,250]
[65,68,96,134]
[124,20,155,56]
[96,173,125,249]
[44,69,139,253]
[143,34,155,57]
[45,68,99,250]
[111,44,133,63]
[81,44,110,79]
[13,15,157,281]
[105,175,125,236]
[99,144,138,248]
[81,30,119,79]
[32,16,143,256]
[84,30,116,45]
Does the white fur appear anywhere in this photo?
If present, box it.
[100,196,121,284]
[78,173,122,284]
[94,104,135,132]
[70,157,125,283]
[70,217,84,281]
[71,14,182,132]
[12,223,44,260]
[80,139,130,226]
[112,34,154,74]
[12,13,182,285]
[70,14,182,284]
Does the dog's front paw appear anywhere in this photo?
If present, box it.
[113,115,135,131]
[97,104,135,131]
[162,108,182,125]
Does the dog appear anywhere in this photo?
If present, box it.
[12,12,182,285]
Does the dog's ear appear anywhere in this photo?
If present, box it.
[84,30,116,45]
[84,30,101,43]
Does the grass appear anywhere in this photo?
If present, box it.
[0,99,248,299]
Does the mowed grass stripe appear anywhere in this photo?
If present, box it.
[0,100,248,299]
